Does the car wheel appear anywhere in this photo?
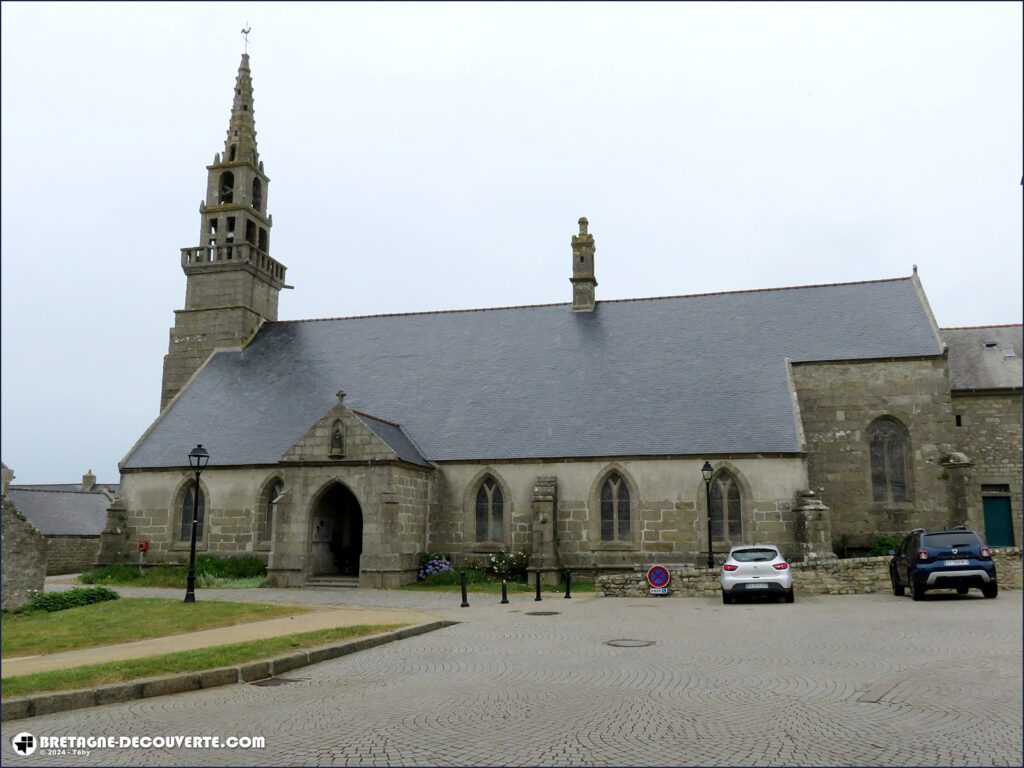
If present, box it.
[910,579,925,601]
[784,589,795,604]
[956,586,968,595]
[721,589,731,605]
[982,582,998,599]
[891,574,905,597]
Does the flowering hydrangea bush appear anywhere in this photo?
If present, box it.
[418,553,453,581]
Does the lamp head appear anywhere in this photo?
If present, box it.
[189,444,210,471]
[701,461,714,483]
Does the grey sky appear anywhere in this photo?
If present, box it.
[2,2,1021,484]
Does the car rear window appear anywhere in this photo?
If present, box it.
[731,548,777,562]
[923,532,980,549]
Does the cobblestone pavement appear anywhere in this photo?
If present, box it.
[4,587,1021,767]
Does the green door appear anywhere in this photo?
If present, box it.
[982,497,1015,547]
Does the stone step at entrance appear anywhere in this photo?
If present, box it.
[305,575,360,589]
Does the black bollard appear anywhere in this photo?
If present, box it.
[564,569,572,599]
[500,579,509,605]
[535,569,542,601]
[460,570,469,608]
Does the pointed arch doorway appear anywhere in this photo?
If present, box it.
[309,482,363,577]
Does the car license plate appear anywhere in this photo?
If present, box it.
[944,559,969,566]
[745,583,768,589]
[650,587,668,595]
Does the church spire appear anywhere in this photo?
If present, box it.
[160,52,287,412]
[223,54,259,166]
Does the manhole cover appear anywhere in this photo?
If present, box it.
[525,611,561,616]
[605,639,655,648]
[250,677,306,687]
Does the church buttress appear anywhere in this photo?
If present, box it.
[160,53,288,411]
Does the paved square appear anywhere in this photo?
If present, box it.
[3,589,1021,766]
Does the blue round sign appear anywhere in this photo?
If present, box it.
[647,565,670,588]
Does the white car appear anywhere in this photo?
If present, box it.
[720,545,794,604]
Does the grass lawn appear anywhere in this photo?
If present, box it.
[1,624,402,699]
[1,598,312,658]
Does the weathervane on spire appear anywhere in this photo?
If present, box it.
[241,23,252,53]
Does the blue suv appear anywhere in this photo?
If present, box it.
[889,526,998,600]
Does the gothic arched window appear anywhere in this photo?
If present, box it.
[710,471,742,541]
[251,178,263,212]
[179,485,206,542]
[262,480,283,542]
[600,473,631,541]
[218,171,234,204]
[869,419,909,502]
[475,477,504,543]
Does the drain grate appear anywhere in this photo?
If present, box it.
[525,611,561,616]
[605,639,654,648]
[250,677,306,687]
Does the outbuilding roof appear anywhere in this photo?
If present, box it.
[941,325,1023,391]
[121,276,943,470]
[6,489,110,536]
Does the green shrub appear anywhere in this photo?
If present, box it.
[868,534,902,557]
[23,587,119,614]
[79,563,139,585]
[195,554,266,579]
[487,550,530,581]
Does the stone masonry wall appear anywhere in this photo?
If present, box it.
[598,548,1022,597]
[45,535,100,575]
[951,391,1023,546]
[1,496,46,610]
[792,356,958,551]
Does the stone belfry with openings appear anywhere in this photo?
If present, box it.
[161,53,287,411]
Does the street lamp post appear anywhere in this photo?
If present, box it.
[184,444,210,603]
[702,461,714,570]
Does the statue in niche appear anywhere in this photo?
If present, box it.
[330,421,345,458]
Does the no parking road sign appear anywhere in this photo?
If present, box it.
[647,565,670,595]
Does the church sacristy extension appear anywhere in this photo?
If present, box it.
[110,55,1022,587]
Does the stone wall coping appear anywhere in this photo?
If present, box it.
[1,620,455,722]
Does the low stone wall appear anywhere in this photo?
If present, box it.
[1,496,46,611]
[597,548,1023,597]
[45,535,101,575]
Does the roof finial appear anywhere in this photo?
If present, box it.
[913,264,918,275]
[578,217,588,235]
[241,23,251,54]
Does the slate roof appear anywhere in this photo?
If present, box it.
[353,411,430,467]
[121,276,943,470]
[942,325,1023,391]
[12,483,120,496]
[6,489,110,536]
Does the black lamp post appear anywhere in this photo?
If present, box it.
[184,444,210,603]
[702,461,714,569]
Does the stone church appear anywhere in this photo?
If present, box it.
[111,55,1022,587]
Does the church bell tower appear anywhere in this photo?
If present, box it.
[161,53,287,411]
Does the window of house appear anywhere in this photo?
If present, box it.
[252,178,263,212]
[179,486,205,541]
[475,477,504,543]
[600,473,631,541]
[710,471,742,540]
[262,480,282,542]
[870,419,909,502]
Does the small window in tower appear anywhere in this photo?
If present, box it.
[209,219,218,235]
[246,220,256,245]
[219,172,234,204]
[228,144,237,162]
[243,105,248,111]
[955,414,962,427]
[226,217,236,240]
[258,228,268,252]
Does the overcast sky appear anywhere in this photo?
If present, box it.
[2,2,1021,484]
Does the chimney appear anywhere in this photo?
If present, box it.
[81,469,96,492]
[570,217,597,312]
